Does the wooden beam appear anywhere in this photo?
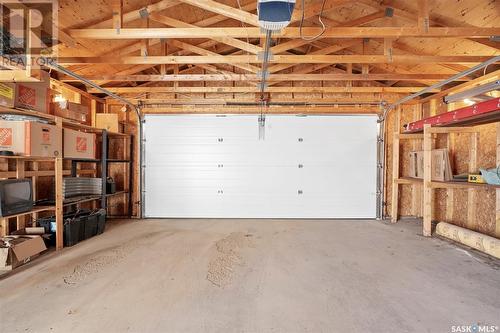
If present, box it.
[359,0,499,50]
[167,39,259,73]
[57,54,494,65]
[68,27,500,39]
[148,13,262,54]
[60,73,468,82]
[419,69,500,103]
[105,96,395,104]
[141,105,380,114]
[88,86,438,94]
[89,0,181,29]
[176,0,259,26]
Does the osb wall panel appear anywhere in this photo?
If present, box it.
[385,103,497,237]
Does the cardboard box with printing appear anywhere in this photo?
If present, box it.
[63,128,96,159]
[0,120,62,157]
[51,101,89,123]
[0,83,16,108]
[13,71,50,113]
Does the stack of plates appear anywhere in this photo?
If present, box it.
[63,177,102,198]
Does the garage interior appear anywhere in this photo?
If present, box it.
[0,0,499,332]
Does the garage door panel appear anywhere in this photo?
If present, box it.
[144,115,377,218]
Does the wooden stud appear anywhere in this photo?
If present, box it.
[423,124,433,236]
[467,132,478,229]
[160,39,167,75]
[446,131,455,222]
[112,0,123,31]
[411,104,423,217]
[418,0,430,32]
[384,38,393,63]
[16,160,26,230]
[55,118,64,250]
[391,107,401,223]
[346,63,353,88]
[497,123,500,237]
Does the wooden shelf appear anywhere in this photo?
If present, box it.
[106,191,128,197]
[107,159,131,163]
[398,133,423,140]
[0,155,57,162]
[0,105,129,137]
[430,181,500,190]
[63,191,129,206]
[63,195,101,207]
[0,105,55,121]
[395,177,423,185]
[62,120,128,137]
[0,206,55,219]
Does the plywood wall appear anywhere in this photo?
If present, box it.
[385,103,498,237]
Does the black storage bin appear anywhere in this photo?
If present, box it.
[63,217,82,247]
[37,216,54,234]
[36,209,92,246]
[95,209,107,234]
[84,214,98,239]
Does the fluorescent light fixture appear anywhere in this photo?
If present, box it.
[444,80,500,104]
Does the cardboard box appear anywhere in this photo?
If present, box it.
[0,82,16,108]
[0,120,62,157]
[14,71,50,113]
[0,235,47,270]
[95,113,119,133]
[63,128,96,159]
[51,101,89,123]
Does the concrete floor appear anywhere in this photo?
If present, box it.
[0,219,499,333]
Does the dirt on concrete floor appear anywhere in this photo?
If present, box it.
[0,218,499,333]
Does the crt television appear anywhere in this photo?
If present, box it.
[0,179,33,217]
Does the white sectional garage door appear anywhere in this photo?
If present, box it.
[144,115,378,218]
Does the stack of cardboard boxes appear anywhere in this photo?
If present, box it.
[0,71,96,159]
[0,71,51,113]
[0,71,90,124]
[0,120,96,159]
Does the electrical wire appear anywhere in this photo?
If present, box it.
[299,0,327,41]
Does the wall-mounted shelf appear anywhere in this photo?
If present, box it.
[0,105,133,250]
[0,206,55,220]
[391,99,500,239]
